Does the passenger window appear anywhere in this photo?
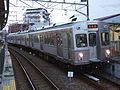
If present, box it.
[89,33,96,46]
[76,34,87,47]
[50,34,54,45]
[34,34,39,43]
[101,32,110,46]
[57,34,63,46]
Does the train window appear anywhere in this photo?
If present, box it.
[76,34,87,47]
[34,34,39,43]
[39,34,44,43]
[44,35,47,44]
[39,35,42,42]
[119,36,120,40]
[57,34,63,46]
[32,35,34,42]
[47,35,50,44]
[89,33,96,46]
[101,32,110,46]
[26,35,29,41]
[46,34,49,44]
[50,34,54,45]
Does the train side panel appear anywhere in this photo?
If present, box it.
[31,28,75,63]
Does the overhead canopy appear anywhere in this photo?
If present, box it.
[0,0,9,30]
[94,13,120,32]
[94,14,120,23]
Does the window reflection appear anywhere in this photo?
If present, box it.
[76,34,87,47]
[89,33,96,46]
[101,33,110,46]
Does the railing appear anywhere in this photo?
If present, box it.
[111,41,120,56]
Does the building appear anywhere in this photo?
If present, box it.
[23,8,50,29]
[8,8,50,33]
[8,23,29,33]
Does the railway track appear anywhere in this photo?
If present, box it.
[9,47,60,90]
[8,45,120,90]
[8,46,97,90]
[10,52,34,90]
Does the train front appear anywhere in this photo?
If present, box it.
[71,21,111,65]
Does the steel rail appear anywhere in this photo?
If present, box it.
[9,47,60,90]
[10,50,37,90]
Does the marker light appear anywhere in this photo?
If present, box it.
[105,49,110,57]
[79,52,83,60]
[106,49,110,55]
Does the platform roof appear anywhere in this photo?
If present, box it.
[0,0,9,30]
[94,13,120,32]
[94,13,120,24]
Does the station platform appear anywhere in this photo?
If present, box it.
[103,55,120,85]
[111,55,120,63]
[100,72,120,85]
[1,45,16,90]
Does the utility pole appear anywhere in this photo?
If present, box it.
[87,0,89,20]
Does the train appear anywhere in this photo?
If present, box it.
[7,20,111,65]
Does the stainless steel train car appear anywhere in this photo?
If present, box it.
[7,21,111,65]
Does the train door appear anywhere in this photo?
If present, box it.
[28,34,31,47]
[29,35,33,47]
[31,35,34,47]
[67,33,71,59]
[39,35,43,50]
[20,36,22,45]
[56,34,63,57]
[89,32,97,60]
[25,36,27,46]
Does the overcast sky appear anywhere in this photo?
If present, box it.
[89,0,120,19]
[8,0,120,23]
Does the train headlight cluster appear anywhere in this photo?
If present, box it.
[79,52,83,60]
[105,49,110,57]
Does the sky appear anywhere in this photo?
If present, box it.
[89,0,120,19]
[8,0,120,24]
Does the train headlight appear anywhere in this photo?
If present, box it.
[107,60,110,63]
[79,52,83,60]
[105,49,110,57]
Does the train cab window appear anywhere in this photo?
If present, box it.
[101,32,110,46]
[76,34,87,47]
[89,33,96,46]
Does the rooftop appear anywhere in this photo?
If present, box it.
[94,13,120,21]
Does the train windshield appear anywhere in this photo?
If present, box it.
[76,34,87,47]
[89,33,96,46]
[101,32,110,46]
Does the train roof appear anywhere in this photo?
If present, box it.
[38,22,74,30]
[7,20,107,36]
[26,8,46,11]
[7,22,75,36]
